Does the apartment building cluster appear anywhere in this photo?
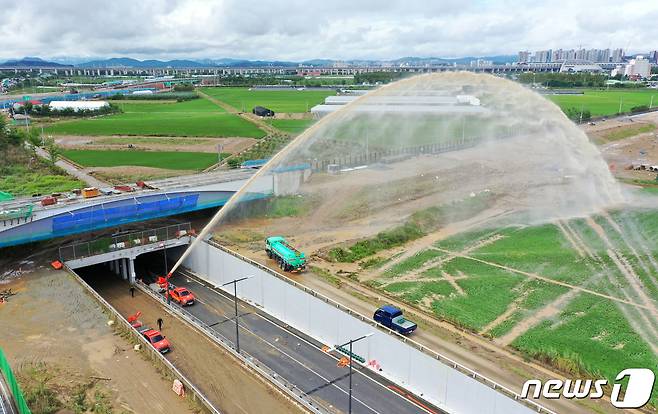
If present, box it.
[518,48,629,63]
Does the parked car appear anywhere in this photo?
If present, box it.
[169,286,195,306]
[41,196,57,206]
[373,305,417,335]
[139,328,171,353]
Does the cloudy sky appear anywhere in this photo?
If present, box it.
[1,0,657,62]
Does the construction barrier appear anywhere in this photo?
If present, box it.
[0,347,32,414]
[53,195,199,232]
[184,240,553,414]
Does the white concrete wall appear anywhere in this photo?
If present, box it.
[183,241,543,414]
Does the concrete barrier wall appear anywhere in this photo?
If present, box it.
[184,241,549,414]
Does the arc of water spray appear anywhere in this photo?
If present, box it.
[168,75,430,277]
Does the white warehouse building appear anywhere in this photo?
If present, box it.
[624,56,651,79]
[48,101,110,111]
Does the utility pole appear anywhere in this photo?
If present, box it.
[462,117,466,143]
[327,333,373,414]
[163,246,170,305]
[221,276,253,354]
[217,143,224,165]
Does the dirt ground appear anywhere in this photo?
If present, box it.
[86,271,301,414]
[55,135,258,154]
[585,112,658,181]
[0,267,194,414]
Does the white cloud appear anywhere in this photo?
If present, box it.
[0,0,656,61]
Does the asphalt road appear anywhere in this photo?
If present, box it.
[0,373,16,414]
[166,270,440,414]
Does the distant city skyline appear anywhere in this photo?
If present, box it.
[1,0,658,62]
[518,47,658,64]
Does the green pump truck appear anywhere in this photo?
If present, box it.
[266,236,307,272]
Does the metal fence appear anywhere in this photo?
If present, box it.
[59,223,192,262]
[0,347,31,414]
[309,136,480,172]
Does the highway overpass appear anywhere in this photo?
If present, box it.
[0,167,309,248]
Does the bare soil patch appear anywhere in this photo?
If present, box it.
[90,166,196,184]
[55,135,258,154]
[586,113,658,181]
[0,267,194,414]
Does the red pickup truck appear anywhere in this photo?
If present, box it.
[140,328,171,353]
[169,286,195,306]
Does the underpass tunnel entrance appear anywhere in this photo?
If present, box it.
[74,245,187,295]
[134,246,187,285]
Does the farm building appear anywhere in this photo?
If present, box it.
[311,93,487,118]
[253,106,275,117]
[48,101,109,112]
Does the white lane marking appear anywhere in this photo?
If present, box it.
[181,276,381,412]
[181,271,432,414]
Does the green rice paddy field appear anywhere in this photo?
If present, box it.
[547,89,658,117]
[367,208,658,404]
[269,119,315,134]
[61,149,218,170]
[200,87,335,113]
[44,98,266,138]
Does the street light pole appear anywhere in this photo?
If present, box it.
[222,276,253,354]
[349,339,354,414]
[331,333,373,414]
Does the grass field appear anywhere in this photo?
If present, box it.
[200,87,335,113]
[365,210,658,404]
[44,98,266,138]
[61,149,219,170]
[0,147,83,196]
[269,119,315,134]
[547,89,658,117]
[602,123,656,141]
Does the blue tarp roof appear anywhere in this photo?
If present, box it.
[241,159,269,168]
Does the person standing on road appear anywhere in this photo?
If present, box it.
[129,286,135,298]
[157,317,163,331]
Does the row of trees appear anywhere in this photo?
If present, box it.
[19,102,121,118]
[517,72,608,88]
[354,72,407,85]
[107,92,198,102]
[563,107,592,122]
[0,115,60,166]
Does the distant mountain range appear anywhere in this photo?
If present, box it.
[1,55,518,69]
[0,57,72,68]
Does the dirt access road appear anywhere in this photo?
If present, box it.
[585,111,658,181]
[0,267,193,414]
[80,266,303,414]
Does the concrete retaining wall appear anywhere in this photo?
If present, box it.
[183,241,551,414]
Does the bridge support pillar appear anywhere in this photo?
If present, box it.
[128,258,136,285]
[109,260,114,272]
[121,258,128,281]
